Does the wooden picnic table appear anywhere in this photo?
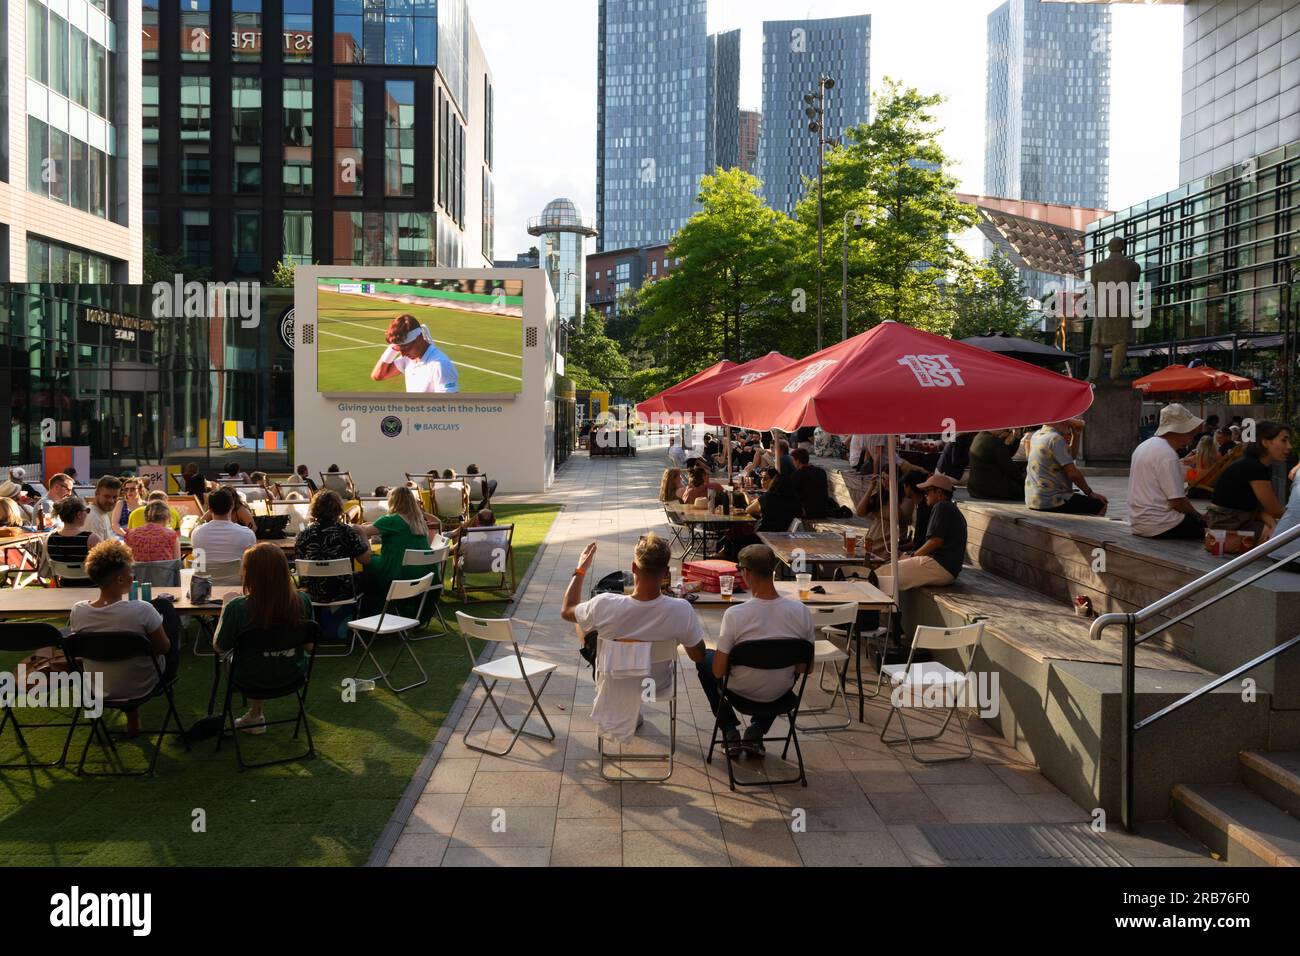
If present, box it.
[690,578,893,611]
[0,585,243,620]
[758,531,874,568]
[665,501,755,561]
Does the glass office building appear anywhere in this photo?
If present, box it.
[528,198,597,327]
[707,29,741,175]
[757,16,872,216]
[596,0,723,251]
[0,283,297,473]
[143,0,494,280]
[1073,140,1299,378]
[985,0,1111,210]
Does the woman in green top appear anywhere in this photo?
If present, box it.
[213,542,315,734]
[358,486,441,615]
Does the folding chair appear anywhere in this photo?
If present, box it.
[706,638,814,791]
[296,557,362,657]
[452,524,517,602]
[402,544,451,638]
[354,496,390,523]
[431,480,470,529]
[48,558,88,587]
[347,573,434,693]
[270,499,312,535]
[664,506,690,555]
[62,631,189,776]
[134,559,182,587]
[879,622,985,763]
[0,623,79,769]
[320,470,355,498]
[795,602,859,733]
[454,611,558,757]
[187,556,243,586]
[594,636,678,782]
[216,620,320,770]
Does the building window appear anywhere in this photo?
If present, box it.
[482,170,493,262]
[283,77,312,194]
[334,80,364,196]
[143,75,159,195]
[386,13,413,65]
[70,138,88,211]
[414,0,436,65]
[334,0,362,64]
[27,236,113,283]
[181,0,211,61]
[283,0,312,60]
[69,27,88,107]
[180,76,211,194]
[89,145,106,218]
[143,0,159,60]
[385,80,415,197]
[27,0,46,84]
[88,39,106,117]
[232,0,261,61]
[27,116,48,197]
[233,211,260,277]
[49,12,68,96]
[484,78,493,170]
[283,211,312,264]
[48,128,68,203]
[181,210,211,266]
[232,77,261,193]
[387,212,434,265]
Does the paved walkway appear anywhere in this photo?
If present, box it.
[382,444,1215,867]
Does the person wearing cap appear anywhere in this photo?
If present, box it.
[1024,419,1109,516]
[875,472,968,592]
[1128,404,1208,540]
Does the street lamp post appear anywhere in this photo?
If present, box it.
[804,75,835,351]
[841,210,864,341]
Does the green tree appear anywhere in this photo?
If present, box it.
[566,308,631,393]
[949,251,1035,340]
[270,257,298,288]
[143,238,206,285]
[636,167,798,379]
[791,79,978,340]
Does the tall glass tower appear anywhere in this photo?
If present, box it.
[707,29,741,175]
[597,0,732,251]
[529,198,597,327]
[757,16,872,215]
[984,0,1112,209]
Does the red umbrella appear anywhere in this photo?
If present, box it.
[716,322,1095,595]
[636,359,736,420]
[659,352,796,426]
[717,322,1093,434]
[1132,365,1253,395]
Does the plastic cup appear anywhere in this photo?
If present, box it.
[719,575,734,600]
[844,533,857,556]
[180,568,195,597]
[796,572,812,599]
[1209,529,1227,555]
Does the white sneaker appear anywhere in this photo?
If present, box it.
[234,711,267,735]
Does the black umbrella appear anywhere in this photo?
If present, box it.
[958,330,1074,370]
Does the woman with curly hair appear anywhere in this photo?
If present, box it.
[369,313,460,393]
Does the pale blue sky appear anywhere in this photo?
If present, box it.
[473,0,1186,260]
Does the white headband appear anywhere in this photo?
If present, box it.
[398,325,432,345]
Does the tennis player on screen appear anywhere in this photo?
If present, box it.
[370,314,460,393]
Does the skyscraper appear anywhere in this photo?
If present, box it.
[757,15,872,215]
[143,0,496,281]
[596,0,738,251]
[3,0,141,281]
[985,0,1112,209]
[739,110,761,175]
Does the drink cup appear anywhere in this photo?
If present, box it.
[796,572,812,599]
[1209,529,1227,555]
[180,568,195,596]
[719,575,734,600]
[845,533,857,556]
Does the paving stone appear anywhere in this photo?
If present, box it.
[405,793,467,836]
[922,784,1040,824]
[388,832,449,867]
[794,830,910,866]
[423,758,480,794]
[449,805,558,848]
[463,771,562,807]
[557,781,622,819]
[622,828,731,867]
[441,847,552,867]
[551,818,623,867]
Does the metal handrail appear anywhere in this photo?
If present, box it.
[1087,519,1300,830]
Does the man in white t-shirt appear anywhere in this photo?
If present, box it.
[190,488,257,574]
[697,544,816,756]
[667,436,688,470]
[1128,403,1207,540]
[561,534,705,743]
[85,476,123,542]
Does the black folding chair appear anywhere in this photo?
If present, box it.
[216,620,321,771]
[62,631,190,776]
[0,622,79,769]
[706,638,814,791]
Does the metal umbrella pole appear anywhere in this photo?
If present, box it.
[887,435,899,603]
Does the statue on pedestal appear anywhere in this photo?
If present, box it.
[1087,236,1142,383]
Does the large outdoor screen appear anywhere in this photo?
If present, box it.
[316,278,525,395]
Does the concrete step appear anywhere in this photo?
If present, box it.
[1240,751,1300,819]
[1171,782,1300,866]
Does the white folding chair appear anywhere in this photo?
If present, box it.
[319,471,355,498]
[355,496,390,522]
[347,573,434,693]
[271,499,311,535]
[455,611,558,757]
[594,636,678,782]
[48,558,87,586]
[401,545,451,638]
[431,481,470,528]
[452,524,516,602]
[880,622,985,763]
[194,558,243,587]
[795,602,858,733]
[296,557,362,657]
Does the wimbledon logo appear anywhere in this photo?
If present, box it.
[380,416,403,438]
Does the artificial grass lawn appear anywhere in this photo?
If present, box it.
[316,290,524,394]
[0,503,559,867]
